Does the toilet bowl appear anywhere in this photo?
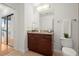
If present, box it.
[62,47,77,56]
[61,38,77,56]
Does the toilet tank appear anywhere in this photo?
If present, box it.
[61,38,72,48]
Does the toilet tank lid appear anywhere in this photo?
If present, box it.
[62,47,76,56]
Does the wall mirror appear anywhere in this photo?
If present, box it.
[32,3,54,32]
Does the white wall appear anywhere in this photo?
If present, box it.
[33,7,40,30]
[63,19,72,37]
[24,3,40,31]
[71,18,79,54]
[78,4,79,55]
[14,4,25,52]
[24,4,34,30]
[0,18,2,44]
[53,3,79,52]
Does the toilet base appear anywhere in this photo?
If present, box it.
[62,47,77,56]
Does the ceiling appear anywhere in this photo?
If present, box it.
[0,4,14,17]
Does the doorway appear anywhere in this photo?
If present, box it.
[1,14,15,47]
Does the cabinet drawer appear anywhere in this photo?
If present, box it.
[28,34,40,38]
[42,35,52,39]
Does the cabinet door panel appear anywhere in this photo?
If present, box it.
[38,36,52,55]
[28,34,38,52]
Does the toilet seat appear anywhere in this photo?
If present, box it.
[62,47,77,56]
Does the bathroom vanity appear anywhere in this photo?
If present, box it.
[27,32,54,56]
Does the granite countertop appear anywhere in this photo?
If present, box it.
[27,31,53,35]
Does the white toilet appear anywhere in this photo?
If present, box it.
[61,38,77,56]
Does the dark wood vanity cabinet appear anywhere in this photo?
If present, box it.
[28,32,53,56]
